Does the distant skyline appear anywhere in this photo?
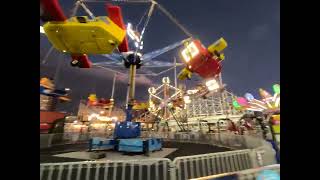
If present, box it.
[40,0,279,113]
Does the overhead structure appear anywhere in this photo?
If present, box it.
[40,0,192,71]
[40,0,228,84]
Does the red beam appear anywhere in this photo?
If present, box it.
[40,0,67,21]
[106,4,129,52]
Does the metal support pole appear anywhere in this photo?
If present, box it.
[111,73,117,100]
[162,81,169,129]
[124,65,136,122]
[42,46,54,64]
[219,73,229,116]
[169,162,177,180]
[128,65,137,103]
[71,1,81,16]
[78,0,96,19]
[126,83,130,108]
[109,73,117,116]
[174,57,177,91]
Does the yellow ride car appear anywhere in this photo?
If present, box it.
[43,16,126,55]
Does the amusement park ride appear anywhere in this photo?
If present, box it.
[232,85,280,136]
[40,0,228,155]
[40,77,71,133]
[232,84,280,162]
[87,93,114,109]
[148,77,187,131]
[178,38,227,81]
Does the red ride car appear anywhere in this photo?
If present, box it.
[178,38,227,80]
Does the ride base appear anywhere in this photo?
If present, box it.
[89,137,162,155]
[89,121,162,155]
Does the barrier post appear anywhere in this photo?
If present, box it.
[249,149,265,168]
[169,161,177,180]
[249,149,259,168]
[256,150,265,167]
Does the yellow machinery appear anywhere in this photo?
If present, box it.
[178,68,192,80]
[43,16,126,55]
[132,102,149,110]
[207,38,227,60]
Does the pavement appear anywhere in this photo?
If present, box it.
[53,148,178,164]
[41,141,232,163]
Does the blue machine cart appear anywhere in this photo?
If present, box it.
[118,138,162,155]
[88,138,117,151]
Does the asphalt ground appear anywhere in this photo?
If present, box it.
[40,141,232,163]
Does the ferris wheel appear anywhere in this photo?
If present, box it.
[148,77,189,131]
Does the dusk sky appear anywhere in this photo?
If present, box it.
[40,0,279,113]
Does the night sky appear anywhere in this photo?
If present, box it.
[40,0,279,114]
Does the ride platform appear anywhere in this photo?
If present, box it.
[89,137,162,156]
[118,138,162,154]
[89,138,117,151]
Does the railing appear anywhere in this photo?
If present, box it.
[40,132,277,180]
[190,164,280,180]
[40,153,278,180]
[40,158,173,180]
[172,150,253,180]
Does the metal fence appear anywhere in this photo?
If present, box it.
[41,131,272,150]
[140,132,276,167]
[40,132,277,180]
[140,132,263,150]
[40,158,173,180]
[40,154,278,180]
[190,164,280,180]
[172,150,253,180]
